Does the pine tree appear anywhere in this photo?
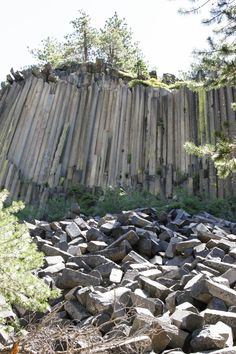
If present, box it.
[0,190,59,327]
[177,0,236,177]
[29,11,148,73]
[98,12,141,72]
[64,10,98,63]
[179,0,236,87]
[29,37,66,67]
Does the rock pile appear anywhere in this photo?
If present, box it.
[18,208,236,352]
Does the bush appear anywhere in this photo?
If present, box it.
[18,186,236,222]
[0,190,60,327]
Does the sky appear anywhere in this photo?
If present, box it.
[0,0,213,82]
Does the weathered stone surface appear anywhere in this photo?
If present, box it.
[64,300,90,321]
[139,276,171,300]
[222,268,236,285]
[122,250,153,265]
[207,298,228,311]
[41,244,71,261]
[202,309,236,336]
[74,217,88,230]
[109,268,123,283]
[94,261,121,278]
[165,236,182,258]
[203,259,236,273]
[44,255,64,266]
[56,268,101,289]
[130,291,163,315]
[65,222,82,239]
[86,227,105,241]
[175,302,199,314]
[130,313,171,352]
[68,254,113,268]
[97,241,131,261]
[67,244,82,256]
[130,213,153,227]
[176,239,202,252]
[171,309,204,332]
[87,240,108,253]
[196,223,218,242]
[205,279,236,307]
[107,230,139,248]
[139,268,162,280]
[190,321,233,352]
[86,287,131,315]
[190,278,212,303]
[100,220,119,234]
[155,318,189,349]
[206,247,225,260]
[39,262,65,276]
[150,255,163,265]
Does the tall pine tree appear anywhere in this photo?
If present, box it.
[179,0,236,87]
[178,0,236,177]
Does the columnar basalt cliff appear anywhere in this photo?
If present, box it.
[0,63,235,204]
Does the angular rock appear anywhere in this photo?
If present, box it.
[139,276,171,300]
[131,313,170,352]
[74,217,88,230]
[107,230,139,248]
[64,300,90,321]
[176,239,202,252]
[203,259,236,273]
[87,240,108,253]
[222,268,236,285]
[139,268,162,280]
[67,245,82,256]
[56,268,101,289]
[191,321,233,352]
[130,291,163,316]
[65,222,82,239]
[207,298,228,312]
[205,279,236,307]
[68,254,113,268]
[175,302,199,314]
[196,223,218,242]
[94,261,121,278]
[100,220,119,234]
[122,250,154,266]
[206,247,225,260]
[130,213,153,228]
[41,244,71,261]
[190,277,212,304]
[155,318,189,350]
[203,309,236,336]
[86,227,106,241]
[44,255,64,266]
[109,268,123,283]
[171,309,204,332]
[97,240,131,261]
[39,262,65,276]
[86,287,131,315]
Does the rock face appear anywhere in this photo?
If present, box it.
[6,207,236,353]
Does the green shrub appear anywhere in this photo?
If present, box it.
[17,196,72,222]
[0,190,60,327]
[18,185,236,222]
[129,78,169,89]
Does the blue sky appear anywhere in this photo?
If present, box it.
[0,0,213,82]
